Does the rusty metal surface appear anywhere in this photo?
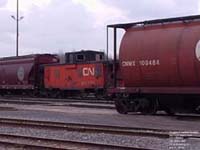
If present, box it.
[44,63,108,90]
[120,21,200,89]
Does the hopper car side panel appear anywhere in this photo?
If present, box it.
[0,54,59,90]
[0,57,35,89]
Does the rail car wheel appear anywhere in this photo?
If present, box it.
[80,92,89,99]
[196,106,200,114]
[95,93,103,100]
[50,91,58,98]
[115,98,128,114]
[144,98,158,115]
[132,98,158,115]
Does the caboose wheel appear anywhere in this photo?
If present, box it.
[115,99,128,114]
[164,107,175,116]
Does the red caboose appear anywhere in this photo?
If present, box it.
[44,62,112,97]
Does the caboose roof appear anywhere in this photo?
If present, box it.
[65,50,104,54]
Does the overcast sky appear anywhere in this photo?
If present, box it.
[0,0,199,57]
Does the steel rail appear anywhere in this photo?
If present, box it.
[1,96,114,104]
[0,117,172,138]
[0,99,115,109]
[0,99,49,105]
[0,97,114,104]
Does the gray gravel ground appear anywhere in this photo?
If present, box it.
[0,145,20,150]
[0,125,199,150]
[0,125,176,150]
[0,103,199,149]
[0,104,199,131]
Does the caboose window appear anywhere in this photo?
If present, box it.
[76,54,85,61]
[96,54,103,61]
[69,54,73,63]
[99,55,103,60]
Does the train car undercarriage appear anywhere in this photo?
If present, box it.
[115,93,200,115]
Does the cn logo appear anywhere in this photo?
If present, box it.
[82,67,95,76]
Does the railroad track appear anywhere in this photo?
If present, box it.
[0,133,149,150]
[0,97,115,109]
[0,117,179,138]
[1,96,114,104]
[1,117,199,140]
[0,117,161,150]
[0,96,114,104]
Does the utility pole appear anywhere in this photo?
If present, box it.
[11,0,24,56]
[16,0,19,56]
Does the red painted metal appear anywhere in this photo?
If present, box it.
[119,21,200,90]
[44,63,110,90]
[0,54,58,90]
